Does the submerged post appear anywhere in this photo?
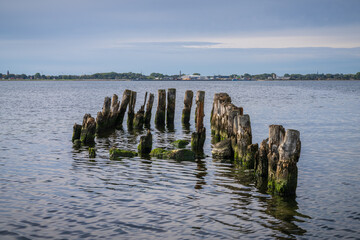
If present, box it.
[144,93,154,127]
[117,89,132,127]
[137,130,153,155]
[191,91,206,154]
[166,88,176,128]
[127,91,137,128]
[182,90,193,125]
[155,89,166,128]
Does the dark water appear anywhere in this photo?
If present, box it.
[1,80,359,239]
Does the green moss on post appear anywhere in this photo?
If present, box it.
[172,140,189,148]
[88,147,96,158]
[109,147,137,160]
[150,148,169,159]
[168,149,195,161]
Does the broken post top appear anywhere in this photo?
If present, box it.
[269,124,285,153]
[279,129,301,162]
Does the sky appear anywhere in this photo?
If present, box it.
[0,0,360,76]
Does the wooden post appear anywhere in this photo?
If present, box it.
[267,125,285,191]
[182,90,193,125]
[133,92,147,129]
[275,129,301,196]
[166,88,176,127]
[127,91,137,128]
[137,130,153,155]
[155,89,166,128]
[96,95,120,133]
[191,91,206,154]
[256,138,269,178]
[144,93,154,127]
[80,114,96,145]
[72,123,82,143]
[116,89,132,127]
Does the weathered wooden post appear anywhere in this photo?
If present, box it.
[191,91,206,154]
[96,95,120,133]
[182,90,193,125]
[144,93,154,127]
[274,129,301,196]
[72,123,82,143]
[80,114,96,145]
[155,89,166,128]
[116,89,132,127]
[231,114,255,167]
[267,125,285,191]
[133,92,147,129]
[127,91,137,128]
[256,139,269,178]
[166,88,176,128]
[137,130,153,155]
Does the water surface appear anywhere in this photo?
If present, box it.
[1,80,360,239]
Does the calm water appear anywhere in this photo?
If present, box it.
[1,80,360,239]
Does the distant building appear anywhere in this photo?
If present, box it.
[181,75,208,80]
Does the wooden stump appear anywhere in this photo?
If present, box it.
[80,114,96,145]
[137,130,152,155]
[72,123,82,143]
[96,94,120,133]
[267,125,285,191]
[133,92,147,129]
[191,91,206,154]
[144,93,154,127]
[127,91,137,129]
[155,89,166,128]
[182,90,193,125]
[274,129,301,196]
[166,88,176,128]
[116,89,132,127]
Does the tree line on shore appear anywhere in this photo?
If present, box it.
[1,71,360,80]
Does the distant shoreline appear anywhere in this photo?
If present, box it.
[1,79,359,82]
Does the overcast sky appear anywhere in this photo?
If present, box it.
[1,0,360,75]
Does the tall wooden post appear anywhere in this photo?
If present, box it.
[166,88,176,128]
[155,89,166,128]
[191,91,206,154]
[144,93,154,127]
[117,89,132,127]
[182,90,193,125]
[127,91,137,128]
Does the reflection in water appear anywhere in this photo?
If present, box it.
[194,159,207,190]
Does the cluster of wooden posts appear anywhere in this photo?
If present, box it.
[210,93,301,196]
[72,89,301,196]
[72,89,206,160]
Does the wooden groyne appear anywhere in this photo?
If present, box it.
[72,88,301,196]
[210,93,301,196]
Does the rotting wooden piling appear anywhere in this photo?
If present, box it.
[166,88,176,128]
[117,89,132,127]
[191,91,206,154]
[137,130,152,155]
[274,129,301,196]
[133,92,148,129]
[127,91,137,128]
[96,94,120,133]
[80,114,96,145]
[144,93,154,127]
[182,90,193,125]
[267,125,285,191]
[155,89,166,128]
